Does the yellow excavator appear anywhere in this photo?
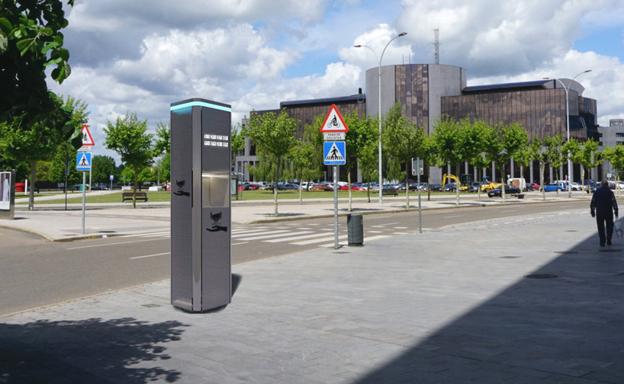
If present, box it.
[441,174,468,192]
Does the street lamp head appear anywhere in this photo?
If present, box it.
[583,69,592,74]
[398,32,407,37]
[354,44,363,48]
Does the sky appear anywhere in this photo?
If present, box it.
[48,0,624,159]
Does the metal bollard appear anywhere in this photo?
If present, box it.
[347,213,363,246]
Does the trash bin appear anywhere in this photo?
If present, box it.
[347,213,363,246]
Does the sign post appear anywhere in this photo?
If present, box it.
[76,151,93,234]
[321,104,349,249]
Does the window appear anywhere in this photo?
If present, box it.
[616,133,624,138]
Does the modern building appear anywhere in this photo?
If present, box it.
[598,119,624,179]
[239,63,599,184]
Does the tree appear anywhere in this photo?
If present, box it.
[432,117,461,175]
[289,140,318,203]
[432,117,462,205]
[344,111,377,209]
[0,94,87,209]
[490,123,528,199]
[529,139,548,200]
[153,122,171,184]
[382,104,426,208]
[0,0,74,121]
[467,120,495,200]
[603,146,624,181]
[48,141,80,187]
[544,135,564,185]
[91,155,117,185]
[104,113,154,208]
[244,110,297,215]
[578,139,601,190]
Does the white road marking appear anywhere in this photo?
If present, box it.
[371,225,385,228]
[232,241,248,246]
[231,227,267,233]
[394,226,409,229]
[230,228,272,236]
[368,230,383,234]
[293,234,348,245]
[67,238,159,250]
[231,229,290,239]
[130,252,170,260]
[393,232,410,235]
[236,231,312,241]
[265,232,332,243]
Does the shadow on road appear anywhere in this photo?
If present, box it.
[0,317,187,383]
[353,229,624,383]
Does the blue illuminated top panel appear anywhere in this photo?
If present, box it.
[170,99,232,113]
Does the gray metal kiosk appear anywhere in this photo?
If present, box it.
[170,98,232,312]
[0,170,15,220]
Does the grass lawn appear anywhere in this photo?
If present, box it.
[18,189,462,204]
[17,191,172,205]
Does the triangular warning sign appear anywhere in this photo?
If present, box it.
[79,153,90,167]
[320,104,349,133]
[325,142,345,161]
[81,124,95,147]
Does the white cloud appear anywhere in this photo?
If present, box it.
[340,24,413,69]
[396,0,612,76]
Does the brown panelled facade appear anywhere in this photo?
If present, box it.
[441,89,571,140]
[395,64,429,130]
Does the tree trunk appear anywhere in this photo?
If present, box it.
[477,168,481,201]
[299,177,303,204]
[367,181,371,203]
[132,175,137,209]
[540,162,545,201]
[501,171,506,201]
[580,166,586,193]
[28,160,36,211]
[274,160,280,216]
[405,162,410,209]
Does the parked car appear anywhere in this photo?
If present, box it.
[428,183,442,192]
[527,182,540,191]
[310,182,332,192]
[382,184,399,196]
[487,186,521,197]
[543,184,563,192]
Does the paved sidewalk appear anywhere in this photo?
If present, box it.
[2,209,623,383]
[0,192,590,241]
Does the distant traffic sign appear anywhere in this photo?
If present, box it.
[320,104,349,133]
[323,141,346,166]
[81,124,95,147]
[76,151,93,171]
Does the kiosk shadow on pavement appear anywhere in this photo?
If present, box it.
[0,317,187,384]
[353,230,624,383]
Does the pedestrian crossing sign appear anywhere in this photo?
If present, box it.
[76,151,92,171]
[323,141,346,166]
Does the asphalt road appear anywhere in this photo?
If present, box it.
[0,200,588,316]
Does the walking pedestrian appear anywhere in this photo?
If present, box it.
[591,180,619,247]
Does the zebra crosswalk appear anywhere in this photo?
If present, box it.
[119,224,406,249]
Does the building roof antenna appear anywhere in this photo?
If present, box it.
[433,28,440,64]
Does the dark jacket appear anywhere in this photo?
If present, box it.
[591,186,619,217]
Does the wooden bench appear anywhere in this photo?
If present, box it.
[122,191,148,202]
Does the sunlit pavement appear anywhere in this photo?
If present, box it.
[2,208,622,383]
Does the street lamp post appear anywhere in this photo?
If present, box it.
[355,31,407,204]
[546,69,591,198]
